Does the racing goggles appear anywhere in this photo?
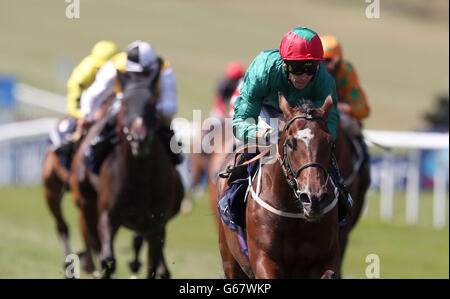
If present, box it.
[285,60,320,76]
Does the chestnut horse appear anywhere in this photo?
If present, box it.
[42,116,75,272]
[70,73,183,278]
[215,94,342,278]
[43,99,114,275]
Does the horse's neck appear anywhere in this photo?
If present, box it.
[123,138,166,176]
[259,160,296,209]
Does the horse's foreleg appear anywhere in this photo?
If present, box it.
[321,270,337,279]
[128,232,144,274]
[312,252,341,279]
[251,254,279,279]
[145,227,167,279]
[98,211,119,279]
[44,179,71,275]
[77,210,97,274]
[218,221,249,279]
[156,251,171,279]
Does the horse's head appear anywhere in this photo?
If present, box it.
[119,73,158,157]
[278,93,335,220]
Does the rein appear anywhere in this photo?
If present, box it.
[218,144,275,179]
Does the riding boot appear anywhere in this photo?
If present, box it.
[54,138,76,170]
[329,152,353,224]
[217,151,259,223]
[52,118,78,169]
[54,138,75,156]
[85,114,119,174]
[156,125,184,165]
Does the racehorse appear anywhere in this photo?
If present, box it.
[215,94,341,278]
[42,116,75,272]
[70,73,183,278]
[43,99,114,275]
[334,120,371,270]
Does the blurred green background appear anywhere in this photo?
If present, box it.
[0,0,448,129]
[0,0,448,279]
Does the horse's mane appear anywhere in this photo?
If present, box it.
[123,75,154,103]
[295,98,316,117]
[124,84,152,102]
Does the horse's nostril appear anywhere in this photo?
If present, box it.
[299,193,311,204]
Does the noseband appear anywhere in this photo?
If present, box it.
[119,107,156,148]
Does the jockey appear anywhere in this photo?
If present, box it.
[81,40,181,172]
[320,35,370,136]
[52,40,118,158]
[218,27,351,223]
[210,61,245,120]
[321,35,370,176]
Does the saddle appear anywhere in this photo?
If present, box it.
[217,145,275,260]
[217,148,264,263]
[50,118,79,170]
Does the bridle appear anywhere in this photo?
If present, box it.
[117,95,157,149]
[278,112,335,201]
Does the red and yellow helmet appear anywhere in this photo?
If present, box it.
[320,35,343,60]
[226,61,245,80]
[279,27,323,61]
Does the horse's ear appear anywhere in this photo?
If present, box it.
[278,92,293,120]
[318,95,334,120]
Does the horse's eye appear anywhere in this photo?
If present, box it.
[287,139,293,149]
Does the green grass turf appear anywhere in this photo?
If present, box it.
[0,0,448,130]
[0,185,447,278]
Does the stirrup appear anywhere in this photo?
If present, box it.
[218,165,235,179]
[330,165,353,216]
[54,141,73,156]
[217,193,230,218]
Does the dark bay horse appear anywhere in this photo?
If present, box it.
[70,73,183,278]
[215,94,341,278]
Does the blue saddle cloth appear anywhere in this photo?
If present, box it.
[50,118,77,170]
[219,159,259,230]
[218,157,260,261]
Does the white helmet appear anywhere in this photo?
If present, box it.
[125,40,158,72]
